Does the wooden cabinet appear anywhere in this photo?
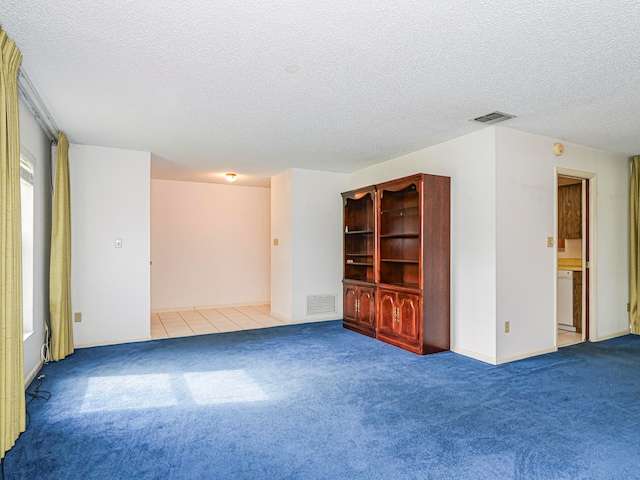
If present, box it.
[558,184,581,239]
[573,271,582,333]
[341,173,450,355]
[343,284,376,336]
[377,289,421,351]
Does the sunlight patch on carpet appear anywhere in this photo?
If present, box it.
[81,374,178,411]
[183,370,270,404]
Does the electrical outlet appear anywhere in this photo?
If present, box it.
[74,312,82,323]
[504,321,510,333]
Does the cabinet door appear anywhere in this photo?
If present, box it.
[558,183,581,239]
[343,286,358,323]
[396,293,420,345]
[377,290,396,337]
[357,287,375,330]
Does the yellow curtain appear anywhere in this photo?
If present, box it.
[630,156,640,335]
[0,25,26,459]
[50,132,74,360]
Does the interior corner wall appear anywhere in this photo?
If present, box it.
[69,144,151,347]
[19,100,52,385]
[270,170,293,320]
[270,169,348,323]
[150,180,270,310]
[290,169,348,322]
[349,128,498,363]
[495,127,630,362]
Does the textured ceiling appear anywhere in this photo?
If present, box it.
[1,1,639,187]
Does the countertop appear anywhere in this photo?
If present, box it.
[558,258,582,272]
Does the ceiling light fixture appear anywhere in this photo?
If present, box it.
[225,173,237,182]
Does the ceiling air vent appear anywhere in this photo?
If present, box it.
[471,111,516,124]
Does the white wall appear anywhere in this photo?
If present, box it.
[70,145,150,347]
[270,169,348,323]
[19,100,52,385]
[150,179,270,310]
[495,127,629,362]
[349,128,498,362]
[270,170,293,320]
[348,125,629,364]
[290,169,348,322]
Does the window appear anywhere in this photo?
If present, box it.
[20,157,34,336]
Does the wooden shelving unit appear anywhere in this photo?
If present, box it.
[341,174,450,355]
[342,187,377,336]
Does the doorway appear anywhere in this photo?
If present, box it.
[556,171,593,347]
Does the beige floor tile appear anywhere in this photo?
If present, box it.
[161,317,188,324]
[234,307,257,313]
[165,330,195,338]
[206,317,236,324]
[230,316,260,324]
[214,324,242,332]
[250,314,276,321]
[151,305,286,339]
[223,313,250,320]
[162,323,188,330]
[200,311,227,319]
[558,330,582,347]
[254,318,285,327]
[185,317,211,327]
[190,324,220,334]
[230,320,263,328]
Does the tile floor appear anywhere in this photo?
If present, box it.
[557,329,583,347]
[150,304,287,340]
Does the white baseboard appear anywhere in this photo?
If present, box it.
[24,360,44,389]
[496,346,557,365]
[152,301,270,314]
[269,310,340,324]
[450,346,497,365]
[594,328,632,342]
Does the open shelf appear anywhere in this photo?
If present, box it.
[343,187,376,284]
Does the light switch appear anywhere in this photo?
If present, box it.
[273,238,279,246]
[546,237,554,248]
[115,238,123,248]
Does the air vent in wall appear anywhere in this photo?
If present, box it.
[470,111,516,124]
[306,294,336,316]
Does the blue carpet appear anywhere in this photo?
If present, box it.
[5,321,640,479]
